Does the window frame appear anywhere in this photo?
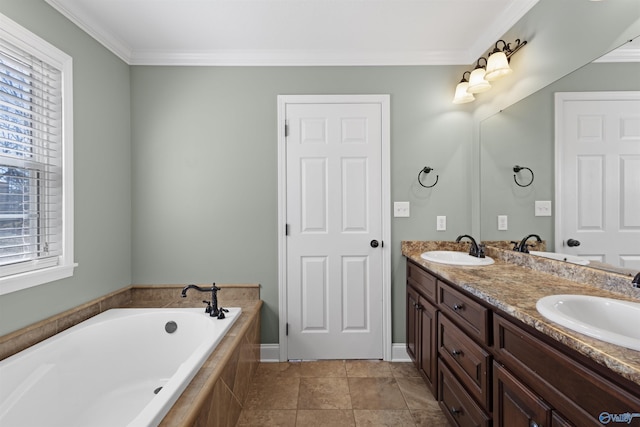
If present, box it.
[0,13,75,295]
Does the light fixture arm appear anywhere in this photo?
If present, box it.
[490,39,527,61]
[458,70,471,83]
[474,57,488,69]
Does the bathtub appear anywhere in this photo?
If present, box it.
[0,306,241,427]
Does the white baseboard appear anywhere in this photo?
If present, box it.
[260,343,410,363]
[260,344,281,362]
[391,343,411,362]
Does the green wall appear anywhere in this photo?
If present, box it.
[130,66,474,344]
[0,1,132,335]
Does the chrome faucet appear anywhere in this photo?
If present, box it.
[181,283,228,318]
[455,234,485,258]
[513,234,542,253]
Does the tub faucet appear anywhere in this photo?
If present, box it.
[455,234,485,258]
[181,283,228,318]
[514,234,542,253]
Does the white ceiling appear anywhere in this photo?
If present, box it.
[45,0,539,66]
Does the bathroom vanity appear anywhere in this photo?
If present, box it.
[403,241,640,427]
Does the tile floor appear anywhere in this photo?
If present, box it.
[235,360,449,426]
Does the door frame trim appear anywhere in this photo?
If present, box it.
[276,94,391,362]
[554,91,640,252]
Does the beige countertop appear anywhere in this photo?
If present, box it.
[402,241,640,387]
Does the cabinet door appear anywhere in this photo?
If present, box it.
[494,362,551,427]
[407,285,420,363]
[419,295,438,395]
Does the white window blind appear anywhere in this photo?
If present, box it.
[0,13,74,294]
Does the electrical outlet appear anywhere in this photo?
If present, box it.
[436,216,446,231]
[394,201,410,217]
[498,215,508,231]
[535,201,552,217]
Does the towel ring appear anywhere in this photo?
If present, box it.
[513,165,534,187]
[418,166,439,188]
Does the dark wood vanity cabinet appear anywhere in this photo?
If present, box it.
[406,260,438,396]
[494,314,640,427]
[406,259,640,427]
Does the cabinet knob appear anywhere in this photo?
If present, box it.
[451,349,462,356]
[529,422,539,427]
[450,407,462,416]
[453,303,464,311]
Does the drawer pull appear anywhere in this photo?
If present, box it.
[453,303,464,311]
[529,422,539,427]
[451,349,462,356]
[450,407,462,416]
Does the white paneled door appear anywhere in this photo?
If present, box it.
[556,92,640,269]
[279,96,389,360]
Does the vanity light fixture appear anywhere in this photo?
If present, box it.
[452,38,527,104]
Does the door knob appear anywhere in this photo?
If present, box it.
[567,239,580,247]
[370,240,380,248]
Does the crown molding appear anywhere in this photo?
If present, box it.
[44,0,133,63]
[128,48,473,66]
[594,46,640,63]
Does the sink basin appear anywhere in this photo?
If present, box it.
[530,251,589,265]
[420,251,494,266]
[536,294,640,351]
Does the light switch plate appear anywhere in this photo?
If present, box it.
[498,215,508,231]
[535,200,552,217]
[436,216,446,231]
[394,201,410,217]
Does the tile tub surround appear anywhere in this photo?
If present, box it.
[0,284,262,427]
[0,283,260,361]
[402,241,640,387]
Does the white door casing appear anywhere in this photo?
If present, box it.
[555,92,640,269]
[277,95,391,361]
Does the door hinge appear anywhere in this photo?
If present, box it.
[286,323,289,336]
[284,121,289,137]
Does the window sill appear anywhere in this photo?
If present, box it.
[0,263,78,296]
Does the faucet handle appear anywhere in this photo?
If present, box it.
[202,300,213,314]
[477,244,486,258]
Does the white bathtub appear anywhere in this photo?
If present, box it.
[0,307,241,427]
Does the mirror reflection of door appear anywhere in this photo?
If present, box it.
[555,91,640,270]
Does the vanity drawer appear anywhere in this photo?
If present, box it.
[439,314,491,410]
[494,314,640,426]
[438,281,490,345]
[407,260,437,302]
[439,362,490,427]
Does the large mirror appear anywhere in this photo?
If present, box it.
[479,39,640,276]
